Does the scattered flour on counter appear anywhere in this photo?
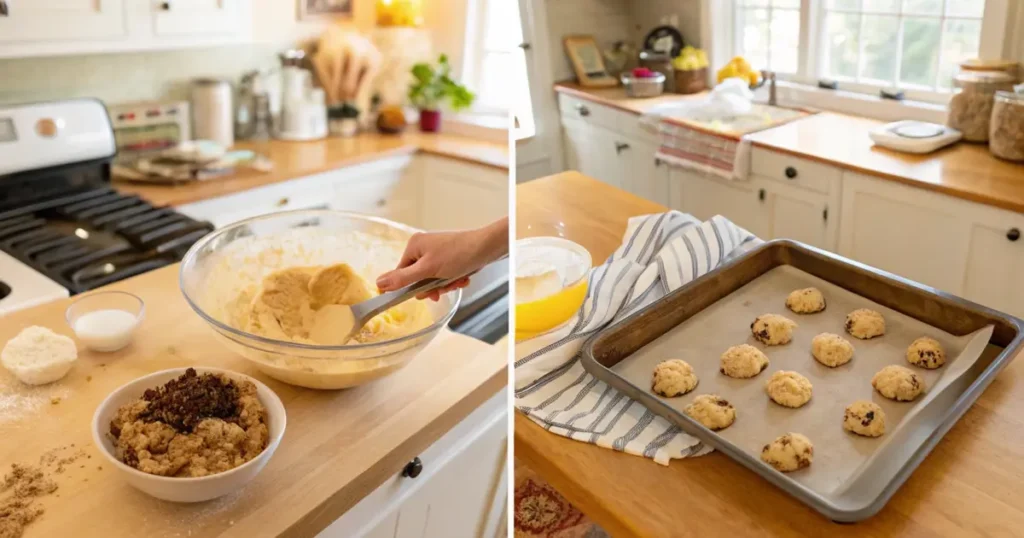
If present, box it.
[0,371,71,426]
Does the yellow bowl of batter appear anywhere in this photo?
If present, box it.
[514,237,592,341]
[179,210,461,390]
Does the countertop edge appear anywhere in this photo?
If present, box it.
[285,356,508,537]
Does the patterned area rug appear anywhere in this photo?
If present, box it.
[513,462,610,538]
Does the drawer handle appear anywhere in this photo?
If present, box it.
[0,1,8,16]
[758,188,766,202]
[784,166,798,179]
[823,206,828,221]
[160,1,171,10]
[1008,228,1021,242]
[654,157,662,167]
[576,104,590,117]
[376,198,387,208]
[401,457,423,479]
[276,197,289,207]
[615,142,630,154]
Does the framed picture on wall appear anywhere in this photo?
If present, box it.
[563,35,617,88]
[299,0,353,20]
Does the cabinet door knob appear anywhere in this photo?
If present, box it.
[1008,228,1021,242]
[160,1,171,10]
[615,142,630,154]
[758,188,766,201]
[518,42,531,50]
[576,104,590,117]
[654,157,662,167]
[823,206,828,221]
[0,1,8,16]
[784,166,798,179]
[276,197,289,207]
[401,457,423,479]
[376,198,387,208]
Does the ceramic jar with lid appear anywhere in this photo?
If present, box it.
[947,69,1017,142]
[989,91,1024,161]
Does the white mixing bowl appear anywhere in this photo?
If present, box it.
[92,367,286,503]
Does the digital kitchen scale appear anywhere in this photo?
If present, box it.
[869,120,962,154]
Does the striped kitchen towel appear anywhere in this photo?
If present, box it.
[514,211,758,465]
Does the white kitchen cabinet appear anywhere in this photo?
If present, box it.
[416,155,508,231]
[838,172,971,296]
[152,0,241,37]
[177,155,417,229]
[961,211,1024,318]
[0,0,126,43]
[318,389,508,538]
[561,118,625,190]
[758,179,838,251]
[669,168,771,239]
[623,141,669,204]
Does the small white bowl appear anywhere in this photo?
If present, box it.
[92,367,286,503]
[66,291,145,352]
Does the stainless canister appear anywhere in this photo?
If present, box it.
[190,78,234,149]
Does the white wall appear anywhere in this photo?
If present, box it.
[628,0,703,49]
[545,0,632,82]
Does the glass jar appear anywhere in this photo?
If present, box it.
[639,51,676,93]
[989,91,1024,162]
[947,70,1016,142]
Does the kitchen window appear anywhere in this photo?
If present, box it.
[463,0,533,136]
[728,0,1011,104]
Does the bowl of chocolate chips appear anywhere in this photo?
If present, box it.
[92,367,286,502]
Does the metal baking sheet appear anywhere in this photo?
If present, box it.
[582,240,1023,522]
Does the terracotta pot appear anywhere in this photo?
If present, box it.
[419,109,441,132]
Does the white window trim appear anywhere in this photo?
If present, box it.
[704,0,1022,121]
[461,0,514,118]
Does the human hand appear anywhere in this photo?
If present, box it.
[376,218,508,301]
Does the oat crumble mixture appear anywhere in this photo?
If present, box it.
[109,369,269,478]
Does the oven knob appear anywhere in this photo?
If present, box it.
[35,118,62,138]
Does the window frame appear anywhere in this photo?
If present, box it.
[461,0,521,118]
[722,0,1012,106]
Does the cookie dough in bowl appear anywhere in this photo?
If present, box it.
[872,365,924,401]
[684,394,736,430]
[843,401,886,437]
[651,359,699,397]
[765,371,813,408]
[906,337,946,369]
[750,314,797,345]
[761,433,813,472]
[811,333,854,367]
[720,344,770,378]
[846,309,886,340]
[92,367,286,503]
[785,287,826,314]
[179,211,460,389]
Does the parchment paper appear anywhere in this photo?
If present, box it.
[612,265,993,497]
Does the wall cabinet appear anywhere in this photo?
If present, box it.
[0,0,127,43]
[0,0,249,58]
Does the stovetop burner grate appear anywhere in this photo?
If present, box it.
[0,187,213,294]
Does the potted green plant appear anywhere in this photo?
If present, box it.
[408,54,475,132]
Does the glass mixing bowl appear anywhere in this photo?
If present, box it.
[179,210,460,389]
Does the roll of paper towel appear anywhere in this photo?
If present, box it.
[190,78,234,149]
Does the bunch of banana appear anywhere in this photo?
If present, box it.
[672,46,708,71]
[716,56,761,86]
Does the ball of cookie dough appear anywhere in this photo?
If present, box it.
[872,365,924,401]
[843,400,886,437]
[750,314,798,345]
[761,433,813,472]
[811,333,854,367]
[720,344,770,379]
[765,371,813,408]
[684,394,736,431]
[845,308,885,339]
[785,287,826,314]
[906,337,945,369]
[651,359,699,397]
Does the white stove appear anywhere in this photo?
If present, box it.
[0,99,213,317]
[0,250,68,315]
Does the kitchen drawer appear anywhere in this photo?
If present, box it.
[317,387,507,537]
[750,147,841,195]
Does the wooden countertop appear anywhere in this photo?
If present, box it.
[0,265,506,538]
[745,112,1024,214]
[515,171,1024,537]
[555,83,1024,214]
[116,132,509,208]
